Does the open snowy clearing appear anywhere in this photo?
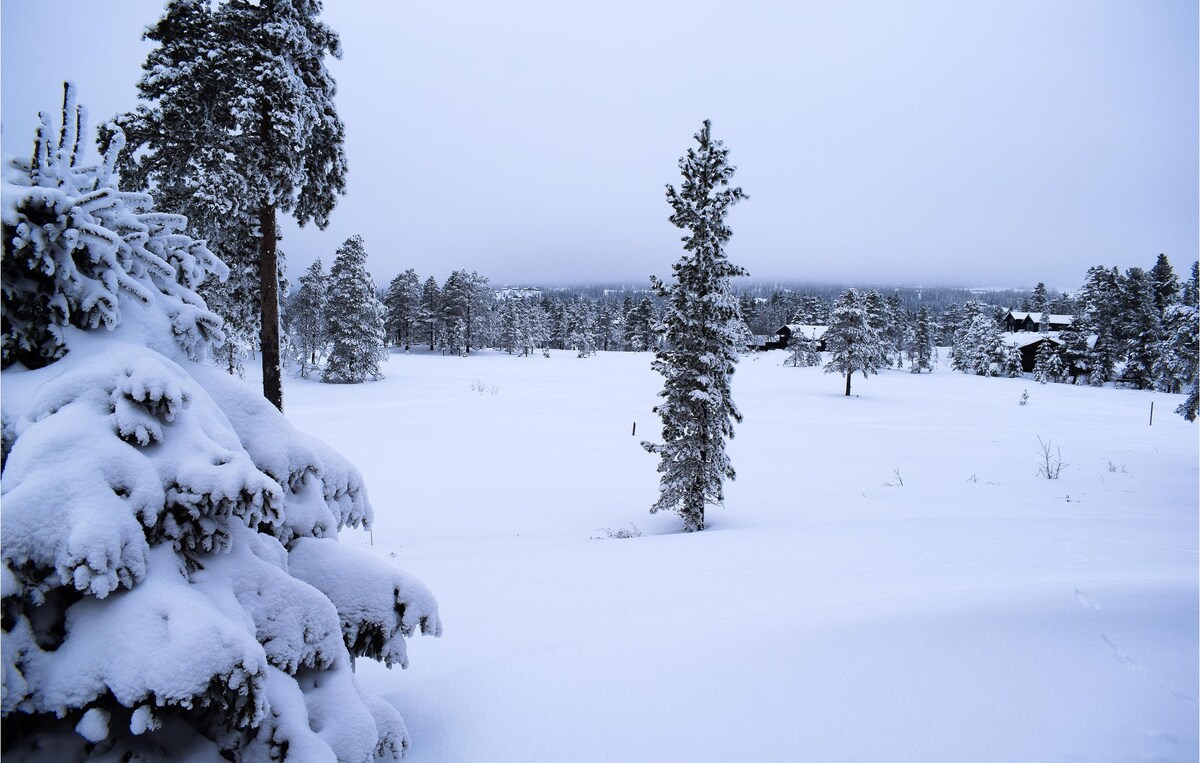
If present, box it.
[280,349,1197,762]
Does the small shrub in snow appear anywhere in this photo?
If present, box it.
[1036,436,1067,479]
[1020,390,1029,406]
[592,524,643,540]
[1107,461,1128,474]
[470,379,499,395]
[2,87,440,760]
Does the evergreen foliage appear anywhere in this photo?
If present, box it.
[322,236,386,383]
[1032,340,1064,384]
[2,87,438,760]
[383,268,422,350]
[909,305,936,373]
[823,289,886,395]
[3,83,226,371]
[419,276,441,351]
[642,121,748,533]
[785,330,822,367]
[284,258,328,377]
[119,0,348,410]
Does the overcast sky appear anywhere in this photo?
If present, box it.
[3,1,1196,290]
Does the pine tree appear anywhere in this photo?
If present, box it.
[322,236,386,383]
[3,86,438,761]
[567,296,598,357]
[1149,253,1180,318]
[909,305,935,373]
[785,329,822,367]
[383,268,421,350]
[824,289,886,395]
[1033,340,1063,384]
[627,296,657,351]
[1158,305,1198,397]
[1119,267,1160,389]
[285,258,328,377]
[418,276,442,351]
[1029,282,1049,314]
[642,120,748,533]
[118,0,348,411]
[1001,341,1025,377]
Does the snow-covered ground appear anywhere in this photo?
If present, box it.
[280,349,1198,762]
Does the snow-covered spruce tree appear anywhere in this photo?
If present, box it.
[642,120,747,533]
[418,276,441,351]
[2,87,439,760]
[117,0,348,411]
[824,288,886,396]
[383,268,421,350]
[909,304,935,373]
[322,235,387,383]
[1032,339,1063,384]
[284,258,328,377]
[1001,341,1024,378]
[785,329,822,367]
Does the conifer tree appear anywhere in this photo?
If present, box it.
[322,236,386,383]
[1001,342,1025,377]
[383,268,421,350]
[909,305,936,373]
[824,289,886,395]
[285,258,328,377]
[1033,340,1063,383]
[3,86,437,761]
[118,0,348,411]
[1149,253,1180,318]
[1119,267,1160,389]
[785,330,822,367]
[419,276,442,351]
[1029,282,1049,314]
[642,120,748,533]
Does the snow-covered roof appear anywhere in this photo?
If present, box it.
[780,324,828,339]
[1006,311,1073,324]
[1001,332,1062,349]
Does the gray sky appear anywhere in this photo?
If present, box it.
[3,1,1197,290]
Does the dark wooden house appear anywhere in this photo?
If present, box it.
[1004,310,1073,333]
[773,324,828,352]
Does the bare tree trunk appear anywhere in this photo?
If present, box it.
[844,371,852,396]
[259,202,283,411]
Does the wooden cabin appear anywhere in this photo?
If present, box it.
[773,324,828,352]
[1004,310,1073,333]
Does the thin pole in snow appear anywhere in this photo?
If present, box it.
[1149,401,1154,426]
[632,421,637,436]
[370,528,374,546]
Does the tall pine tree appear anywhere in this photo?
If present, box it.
[824,289,886,395]
[642,121,747,533]
[322,236,386,383]
[119,0,347,411]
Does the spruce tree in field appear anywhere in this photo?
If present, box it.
[642,120,748,533]
[1149,253,1180,318]
[286,258,328,377]
[824,289,885,395]
[1119,267,1160,389]
[383,268,421,350]
[118,0,347,411]
[1033,340,1063,384]
[419,276,442,351]
[2,86,438,761]
[909,304,935,373]
[785,330,822,367]
[322,236,386,383]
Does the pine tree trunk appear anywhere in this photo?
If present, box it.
[844,371,852,396]
[259,202,283,411]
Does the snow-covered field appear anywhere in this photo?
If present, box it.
[281,349,1198,762]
